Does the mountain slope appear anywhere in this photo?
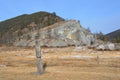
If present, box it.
[106,29,120,43]
[0,11,64,44]
[0,11,95,47]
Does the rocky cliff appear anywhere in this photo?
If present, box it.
[14,20,95,47]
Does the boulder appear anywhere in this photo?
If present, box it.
[15,40,28,47]
[96,43,120,51]
[96,44,105,50]
[107,43,115,50]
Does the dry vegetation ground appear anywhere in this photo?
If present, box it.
[0,46,120,80]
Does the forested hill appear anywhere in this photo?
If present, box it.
[105,29,120,43]
[0,11,64,44]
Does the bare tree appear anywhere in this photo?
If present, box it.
[35,32,44,74]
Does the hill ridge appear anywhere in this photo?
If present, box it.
[0,11,64,44]
[105,29,120,43]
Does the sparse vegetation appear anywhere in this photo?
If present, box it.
[96,32,107,41]
[0,46,120,80]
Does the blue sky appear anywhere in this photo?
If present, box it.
[0,0,120,34]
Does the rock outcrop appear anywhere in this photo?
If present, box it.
[14,20,95,47]
[96,43,120,51]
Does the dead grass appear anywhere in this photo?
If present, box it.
[0,46,120,80]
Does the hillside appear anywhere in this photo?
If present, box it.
[106,29,120,43]
[0,11,64,45]
[14,20,95,47]
[0,11,96,47]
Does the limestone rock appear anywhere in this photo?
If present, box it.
[107,43,115,50]
[96,44,105,50]
[15,40,29,47]
[45,39,68,47]
[14,20,95,47]
[96,43,120,51]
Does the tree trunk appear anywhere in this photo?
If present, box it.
[35,35,44,74]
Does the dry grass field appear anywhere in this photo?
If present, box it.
[0,46,120,80]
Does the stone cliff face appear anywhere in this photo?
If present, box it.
[14,20,95,47]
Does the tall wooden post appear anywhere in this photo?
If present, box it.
[35,33,44,74]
